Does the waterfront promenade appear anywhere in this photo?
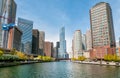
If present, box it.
[73,61,120,66]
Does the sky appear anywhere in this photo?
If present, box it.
[15,0,120,52]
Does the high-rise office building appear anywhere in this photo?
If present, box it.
[32,29,39,54]
[58,27,66,58]
[7,26,22,51]
[86,29,92,50]
[18,18,33,54]
[0,0,17,48]
[90,2,116,59]
[82,34,87,50]
[39,31,45,55]
[0,0,7,47]
[72,30,82,58]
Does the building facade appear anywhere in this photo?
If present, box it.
[86,29,92,50]
[0,0,7,47]
[56,42,60,58]
[72,30,82,58]
[0,0,17,48]
[17,18,33,54]
[58,27,66,58]
[44,41,53,57]
[90,2,116,59]
[7,26,22,51]
[32,29,39,54]
[39,31,45,56]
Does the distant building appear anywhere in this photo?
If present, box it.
[44,41,53,57]
[7,26,22,51]
[39,31,45,56]
[58,27,66,58]
[82,34,87,50]
[53,47,57,58]
[90,2,116,59]
[32,29,39,54]
[72,30,82,58]
[56,42,60,58]
[86,29,92,50]
[17,18,33,54]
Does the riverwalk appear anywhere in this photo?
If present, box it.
[73,61,120,66]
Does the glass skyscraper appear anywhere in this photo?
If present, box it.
[58,27,66,58]
[18,18,33,54]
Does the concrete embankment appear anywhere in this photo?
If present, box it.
[73,61,120,67]
[0,61,41,67]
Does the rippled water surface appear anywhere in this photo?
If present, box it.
[0,62,120,78]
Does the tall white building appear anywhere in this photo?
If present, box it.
[86,29,92,50]
[72,30,82,58]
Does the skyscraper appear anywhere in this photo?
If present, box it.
[0,0,7,47]
[72,30,82,58]
[58,27,66,58]
[86,29,92,50]
[39,31,45,55]
[90,2,116,58]
[32,29,39,54]
[0,0,17,48]
[18,18,33,54]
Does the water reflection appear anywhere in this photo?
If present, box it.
[0,62,120,78]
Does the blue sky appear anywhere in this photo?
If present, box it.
[15,0,120,52]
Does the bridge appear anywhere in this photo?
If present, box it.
[55,58,71,61]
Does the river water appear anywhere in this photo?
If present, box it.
[0,61,120,78]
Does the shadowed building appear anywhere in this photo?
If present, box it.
[82,34,87,50]
[7,26,22,51]
[39,31,45,56]
[32,29,39,54]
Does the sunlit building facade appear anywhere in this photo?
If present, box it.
[73,30,82,58]
[90,2,116,59]
[86,29,92,50]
